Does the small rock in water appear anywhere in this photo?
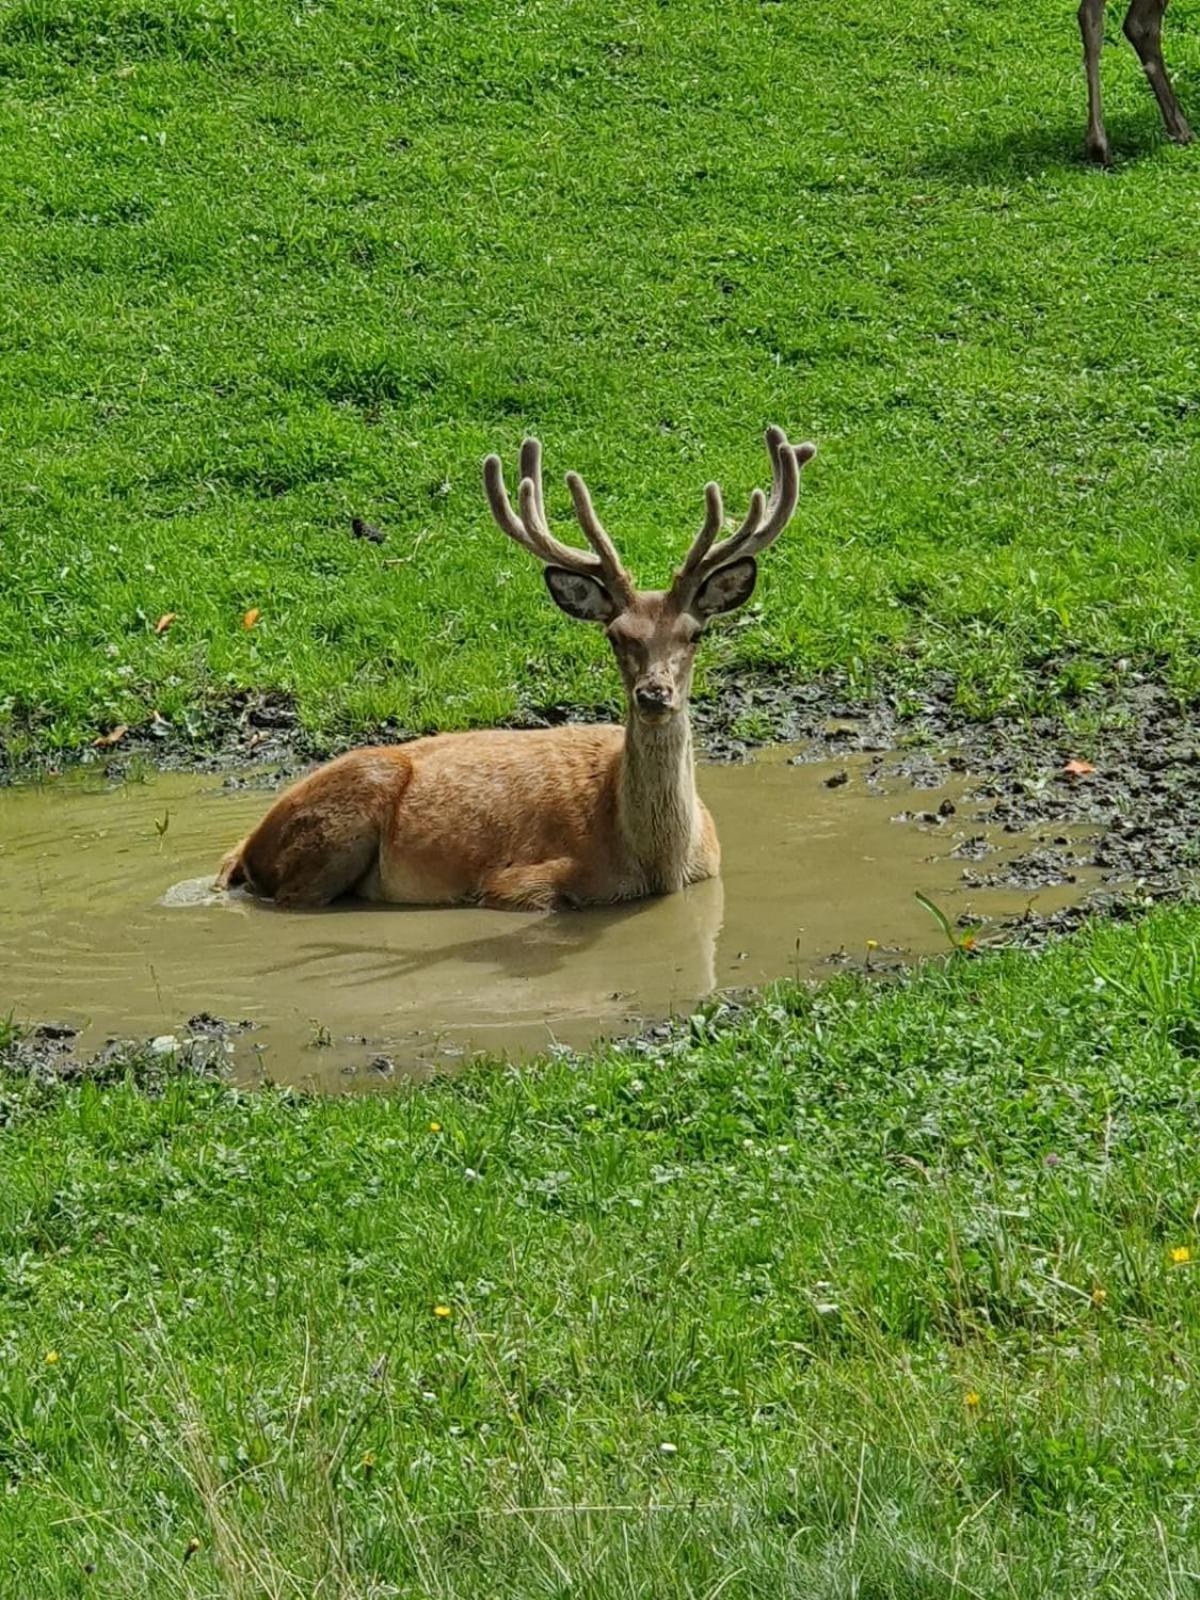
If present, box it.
[150,1035,179,1055]
[824,770,849,788]
[186,1012,252,1037]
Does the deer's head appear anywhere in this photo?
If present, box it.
[483,427,815,726]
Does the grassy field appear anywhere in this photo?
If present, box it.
[3,907,1200,1596]
[4,0,1200,757]
[8,3,1200,1594]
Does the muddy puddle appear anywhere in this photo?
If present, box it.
[0,752,1102,1088]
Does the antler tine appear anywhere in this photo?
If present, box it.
[483,453,532,546]
[713,427,800,565]
[564,472,634,599]
[513,475,605,575]
[753,428,816,548]
[518,437,547,533]
[483,443,633,597]
[719,485,766,561]
[673,428,814,602]
[483,451,593,572]
[676,481,726,581]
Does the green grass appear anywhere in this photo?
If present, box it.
[5,905,1200,1595]
[8,4,1200,1591]
[5,0,1200,756]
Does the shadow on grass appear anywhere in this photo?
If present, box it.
[914,108,1196,185]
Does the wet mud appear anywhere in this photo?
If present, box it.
[0,748,1099,1089]
[5,663,1198,1087]
[7,668,1198,913]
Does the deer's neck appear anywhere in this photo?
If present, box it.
[617,708,699,893]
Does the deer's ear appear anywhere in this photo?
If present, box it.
[692,557,757,618]
[544,567,618,623]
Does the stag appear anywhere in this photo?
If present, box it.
[217,428,815,910]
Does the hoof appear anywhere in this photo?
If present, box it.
[1085,135,1113,166]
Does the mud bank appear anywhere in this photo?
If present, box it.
[116,664,1200,908]
[0,746,1100,1088]
[3,665,1196,1087]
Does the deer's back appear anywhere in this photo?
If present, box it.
[370,724,627,902]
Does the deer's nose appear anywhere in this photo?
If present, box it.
[635,683,673,713]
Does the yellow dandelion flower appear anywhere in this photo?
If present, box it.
[1172,1246,1192,1265]
[183,1537,201,1564]
[1092,1286,1107,1306]
[964,1390,981,1409]
[433,1304,452,1319]
[865,939,879,951]
[360,1450,377,1471]
[44,1351,59,1365]
[429,1122,441,1133]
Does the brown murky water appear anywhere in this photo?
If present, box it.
[0,753,1099,1087]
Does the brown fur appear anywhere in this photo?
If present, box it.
[217,430,812,912]
[1080,0,1192,165]
[218,726,720,911]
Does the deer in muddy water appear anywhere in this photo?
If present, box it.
[1079,0,1192,163]
[216,426,815,911]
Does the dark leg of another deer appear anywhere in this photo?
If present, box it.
[1080,0,1113,163]
[1124,0,1193,144]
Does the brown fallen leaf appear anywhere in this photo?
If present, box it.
[154,612,177,635]
[242,608,261,630]
[93,725,128,748]
[1062,759,1096,777]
